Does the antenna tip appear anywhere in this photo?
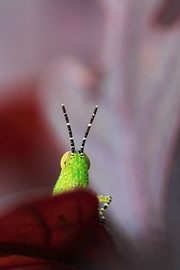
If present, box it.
[94,105,98,112]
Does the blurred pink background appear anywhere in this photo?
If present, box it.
[1,0,180,269]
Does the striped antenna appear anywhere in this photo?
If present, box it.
[61,104,75,153]
[80,106,98,153]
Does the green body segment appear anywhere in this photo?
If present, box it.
[53,151,90,194]
[52,104,112,225]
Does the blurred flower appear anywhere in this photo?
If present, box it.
[1,0,180,269]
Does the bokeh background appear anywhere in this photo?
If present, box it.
[0,0,180,269]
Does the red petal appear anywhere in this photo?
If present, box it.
[0,190,121,269]
[0,80,62,199]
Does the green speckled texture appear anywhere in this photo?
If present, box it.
[53,151,89,194]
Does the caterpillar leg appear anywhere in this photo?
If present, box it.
[97,195,112,225]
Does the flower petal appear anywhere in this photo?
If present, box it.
[0,190,121,269]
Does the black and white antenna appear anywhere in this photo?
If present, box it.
[62,104,75,153]
[62,104,98,153]
[80,105,98,153]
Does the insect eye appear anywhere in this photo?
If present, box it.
[83,153,90,169]
[60,151,71,169]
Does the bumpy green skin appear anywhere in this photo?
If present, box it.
[53,150,112,226]
[53,151,89,194]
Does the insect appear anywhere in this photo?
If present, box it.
[53,104,112,225]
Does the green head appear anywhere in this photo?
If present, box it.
[53,104,98,194]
